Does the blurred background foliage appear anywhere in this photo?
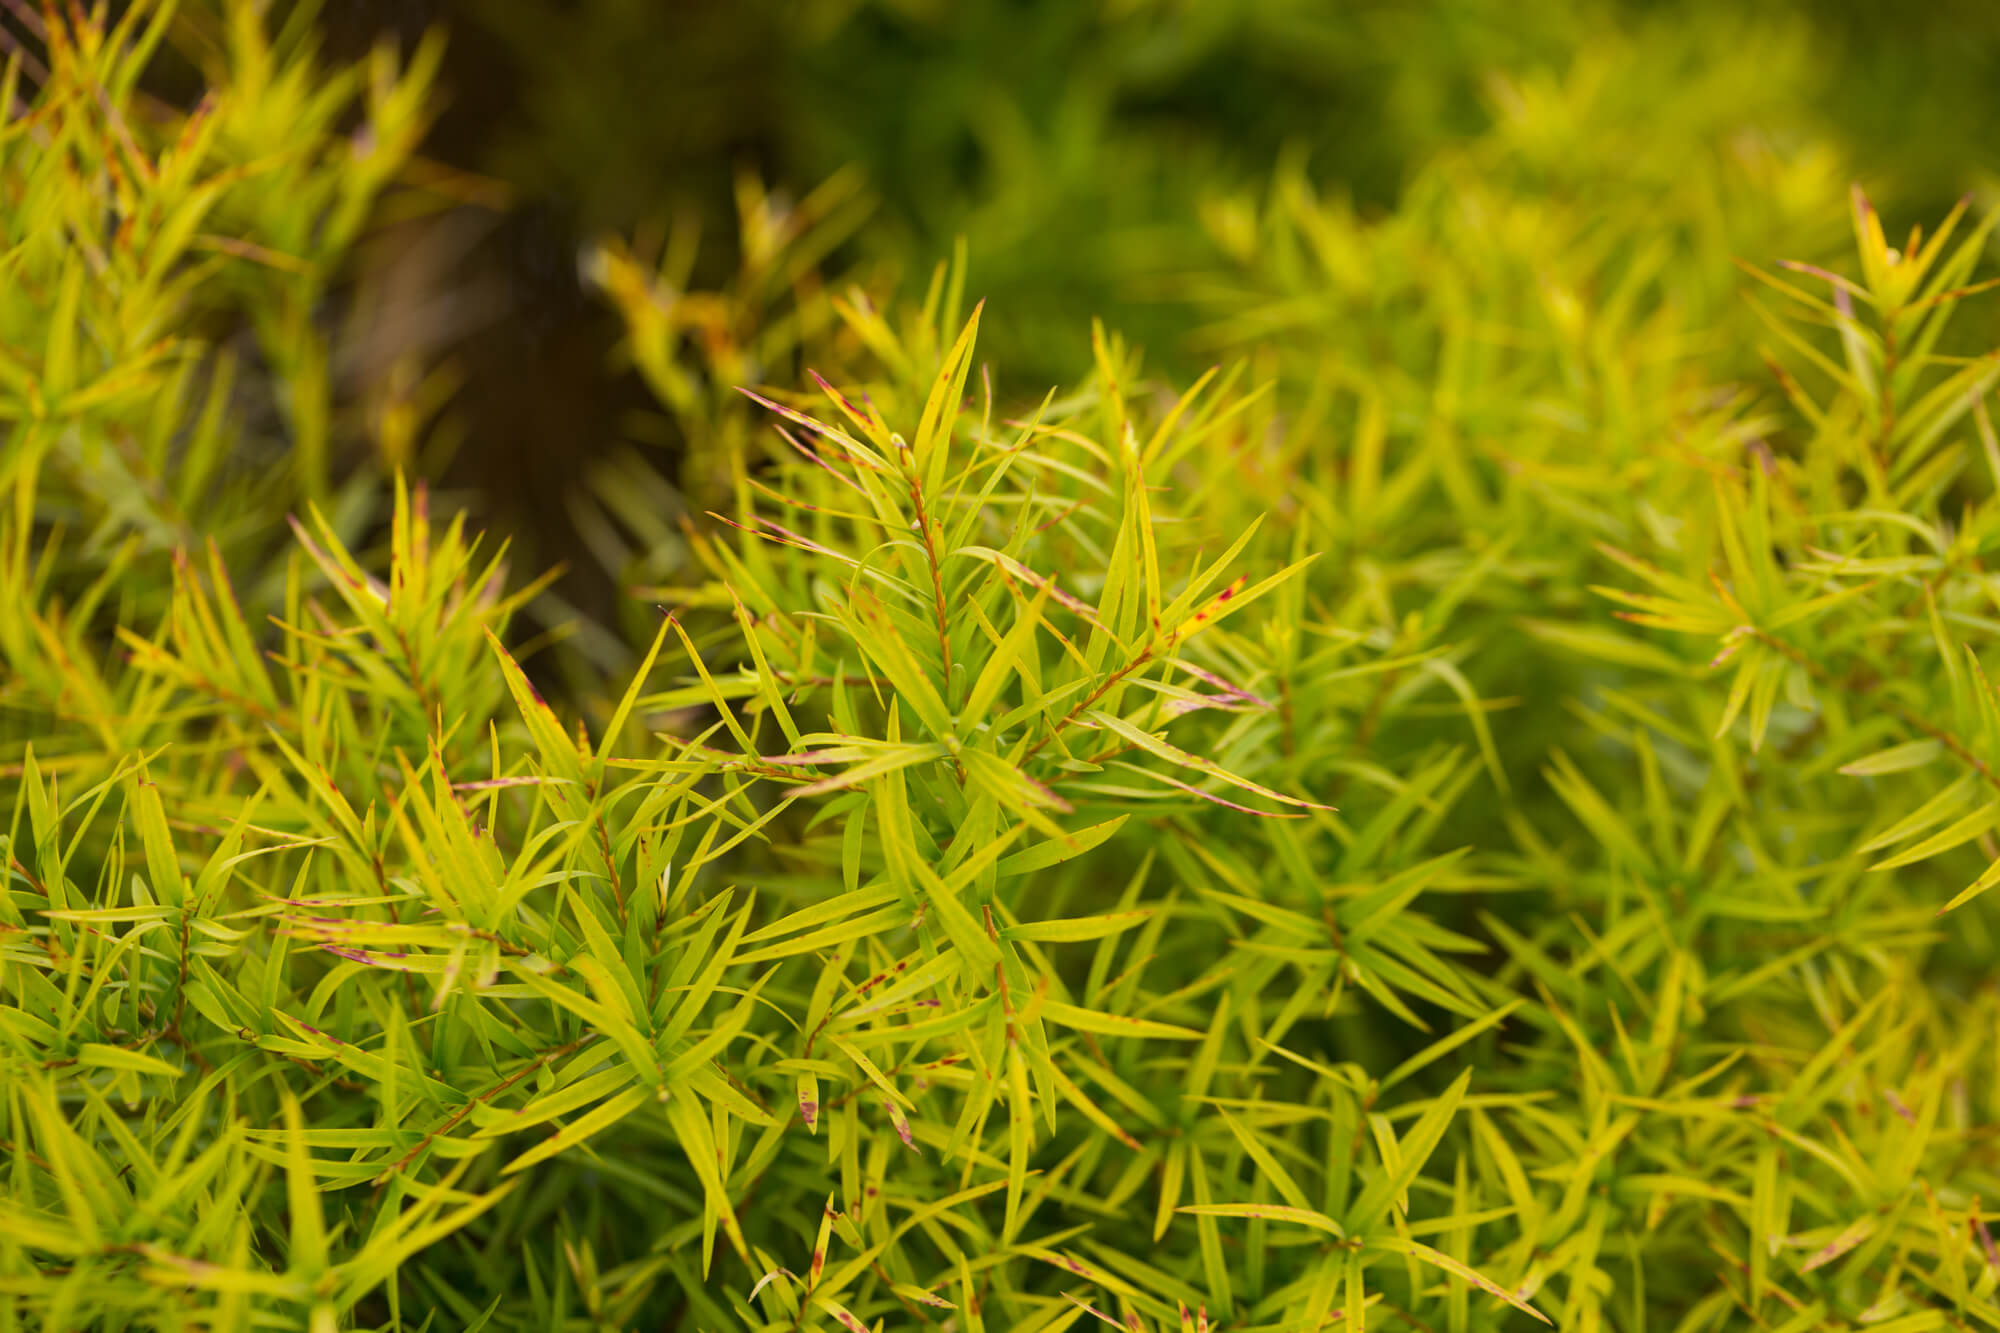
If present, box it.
[10,0,1996,693]
[265,0,2000,615]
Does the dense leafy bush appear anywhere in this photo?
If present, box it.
[5,4,2000,1333]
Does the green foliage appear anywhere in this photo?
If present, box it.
[7,3,2000,1333]
[450,0,2000,387]
[0,0,438,718]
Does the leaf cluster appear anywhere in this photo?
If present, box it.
[5,5,2000,1333]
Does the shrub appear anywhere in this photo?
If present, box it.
[0,0,439,712]
[6,4,2000,1333]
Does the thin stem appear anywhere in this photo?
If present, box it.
[373,1037,589,1182]
[1020,648,1154,765]
[908,477,954,693]
[903,464,968,785]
